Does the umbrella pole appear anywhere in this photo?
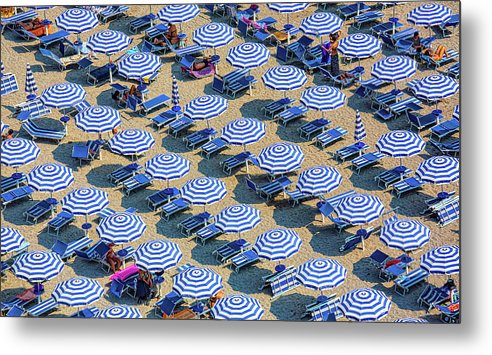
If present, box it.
[108,55,113,83]
[360,227,365,251]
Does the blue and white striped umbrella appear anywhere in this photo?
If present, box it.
[296,258,347,291]
[27,163,74,194]
[300,12,343,37]
[300,86,346,114]
[97,212,146,245]
[376,130,425,158]
[339,288,391,322]
[193,23,235,50]
[172,75,179,107]
[40,83,86,109]
[380,219,430,252]
[268,3,309,13]
[253,229,302,261]
[227,43,271,69]
[1,227,25,254]
[338,33,382,60]
[12,251,64,283]
[453,105,460,120]
[96,306,142,319]
[86,30,132,55]
[407,3,452,26]
[1,121,8,133]
[118,52,162,81]
[55,8,98,34]
[257,142,305,175]
[221,118,266,146]
[52,278,104,307]
[173,267,223,299]
[354,109,366,141]
[1,61,4,76]
[180,177,227,206]
[394,318,428,323]
[158,4,200,23]
[61,188,109,217]
[415,156,459,184]
[75,106,121,133]
[297,166,342,195]
[134,240,183,273]
[412,75,459,102]
[1,138,40,168]
[211,294,264,320]
[145,153,190,182]
[371,56,417,83]
[25,63,38,97]
[420,245,459,275]
[108,129,155,156]
[183,95,228,121]
[335,194,385,225]
[262,65,307,92]
[215,204,261,234]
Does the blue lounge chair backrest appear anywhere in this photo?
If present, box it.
[298,35,314,49]
[51,240,68,256]
[7,305,25,317]
[238,19,249,37]
[276,46,288,62]
[212,76,225,93]
[94,242,110,259]
[127,96,138,111]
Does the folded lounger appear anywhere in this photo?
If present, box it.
[394,268,430,296]
[1,73,18,96]
[350,152,385,175]
[146,188,180,211]
[392,177,424,198]
[1,186,35,210]
[298,118,331,141]
[47,211,75,236]
[51,236,93,260]
[24,199,57,224]
[121,173,154,196]
[194,223,223,246]
[160,198,190,221]
[314,127,348,148]
[22,119,66,143]
[108,163,144,185]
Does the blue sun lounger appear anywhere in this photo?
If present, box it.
[87,65,118,86]
[144,24,169,40]
[152,110,182,131]
[1,73,19,96]
[154,291,184,317]
[140,94,170,116]
[47,211,75,236]
[129,14,155,34]
[51,236,93,260]
[394,268,429,295]
[262,98,295,118]
[72,140,103,166]
[286,189,315,207]
[376,97,423,120]
[393,177,424,198]
[108,163,144,185]
[39,30,71,48]
[160,198,191,221]
[229,250,260,273]
[121,173,154,196]
[201,137,229,159]
[213,239,251,264]
[194,224,223,246]
[418,284,454,311]
[298,118,331,141]
[168,117,195,137]
[75,240,110,263]
[1,173,27,193]
[317,200,351,233]
[165,37,205,61]
[320,67,359,88]
[39,48,86,71]
[435,199,459,227]
[98,5,129,23]
[429,139,459,157]
[227,76,257,98]
[407,111,439,131]
[70,307,99,318]
[350,152,385,174]
[146,187,180,211]
[338,2,370,20]
[141,39,167,54]
[430,118,459,141]
[22,119,66,143]
[438,13,459,37]
[178,212,213,236]
[446,62,460,79]
[24,199,57,224]
[269,267,301,299]
[274,105,309,126]
[221,151,254,175]
[353,10,384,29]
[375,166,412,189]
[314,127,348,148]
[371,20,404,36]
[97,207,137,220]
[421,49,459,68]
[371,90,404,109]
[109,270,139,299]
[1,186,35,210]
[183,128,217,150]
[1,10,38,29]
[333,141,369,162]
[26,297,58,317]
[246,177,292,202]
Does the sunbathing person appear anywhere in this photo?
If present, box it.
[19,17,42,31]
[153,35,166,47]
[122,85,142,102]
[165,22,179,47]
[1,129,14,140]
[106,244,122,273]
[192,57,212,71]
[422,45,449,61]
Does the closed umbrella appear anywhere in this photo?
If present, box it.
[25,63,38,100]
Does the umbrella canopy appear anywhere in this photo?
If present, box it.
[1,138,40,168]
[300,12,343,37]
[1,227,26,254]
[420,245,459,275]
[97,212,146,245]
[183,95,228,120]
[253,229,302,261]
[172,75,179,108]
[117,52,162,81]
[180,177,227,206]
[354,109,366,142]
[193,23,235,50]
[40,83,86,109]
[257,142,304,175]
[376,130,425,158]
[108,129,155,156]
[407,3,452,26]
[173,267,223,299]
[339,288,391,322]
[221,118,266,146]
[215,204,261,234]
[27,163,74,193]
[297,166,342,195]
[338,33,382,60]
[453,105,460,120]
[211,294,264,320]
[1,61,4,76]
[61,188,109,217]
[75,106,121,133]
[412,75,459,102]
[296,258,347,291]
[268,3,309,13]
[380,219,430,252]
[394,318,428,323]
[371,55,417,83]
[300,86,346,113]
[134,240,183,273]
[52,278,104,307]
[145,153,190,181]
[415,156,459,184]
[262,65,307,92]
[158,4,200,23]
[55,8,98,34]
[25,63,38,98]
[12,251,64,283]
[96,306,142,319]
[335,193,385,225]
[86,30,132,55]
[227,43,271,69]
[1,121,8,133]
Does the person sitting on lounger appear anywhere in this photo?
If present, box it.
[1,129,14,140]
[192,57,212,71]
[19,17,42,31]
[209,290,225,308]
[136,269,154,304]
[123,85,142,102]
[106,244,122,273]
[422,44,449,61]
[165,23,179,47]
[153,35,166,47]
[411,31,423,53]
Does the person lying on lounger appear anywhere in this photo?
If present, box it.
[422,45,449,61]
[19,17,42,31]
[1,129,14,140]
[153,35,166,47]
[192,57,212,71]
[106,244,122,273]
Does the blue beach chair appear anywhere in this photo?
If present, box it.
[51,236,93,260]
[177,212,213,236]
[393,177,425,198]
[298,118,331,141]
[229,250,260,273]
[160,198,190,221]
[183,128,217,150]
[121,173,154,196]
[201,137,229,159]
[108,163,144,185]
[394,268,430,295]
[146,188,180,211]
[314,127,348,148]
[24,199,57,224]
[194,224,223,246]
[1,186,35,210]
[1,173,27,193]
[220,152,254,175]
[47,211,75,236]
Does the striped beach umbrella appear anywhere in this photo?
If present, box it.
[25,63,38,100]
[145,153,190,186]
[420,245,459,275]
[75,106,121,133]
[394,318,428,323]
[1,227,25,254]
[371,56,417,88]
[96,306,142,319]
[193,23,234,54]
[61,188,109,221]
[134,240,183,273]
[268,3,309,13]
[376,130,425,166]
[407,3,452,27]
[97,212,146,245]
[221,118,266,147]
[1,61,4,76]
[215,204,261,235]
[354,109,366,142]
[262,66,307,95]
[117,52,162,81]
[415,156,459,185]
[27,163,74,197]
[257,142,304,175]
[40,83,86,109]
[297,166,342,196]
[171,74,180,109]
[211,294,264,320]
[173,267,223,299]
[380,219,430,252]
[227,43,271,69]
[1,121,8,133]
[108,129,155,157]
[52,278,104,308]
[253,229,302,261]
[158,4,199,31]
[1,138,40,169]
[338,33,382,66]
[183,95,228,126]
[12,251,64,283]
[300,86,346,117]
[300,12,343,39]
[412,75,459,109]
[335,193,385,225]
[296,258,347,292]
[453,105,460,120]
[339,288,391,322]
[55,8,98,42]
[180,177,227,208]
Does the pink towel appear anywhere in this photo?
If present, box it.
[110,264,139,281]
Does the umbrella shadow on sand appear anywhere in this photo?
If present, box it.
[190,240,227,266]
[86,164,121,188]
[348,168,384,192]
[161,135,189,154]
[196,156,224,179]
[272,204,313,229]
[269,293,314,321]
[308,224,346,257]
[155,212,195,240]
[238,99,271,120]
[372,282,425,312]
[389,192,435,218]
[227,265,272,294]
[51,142,76,167]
